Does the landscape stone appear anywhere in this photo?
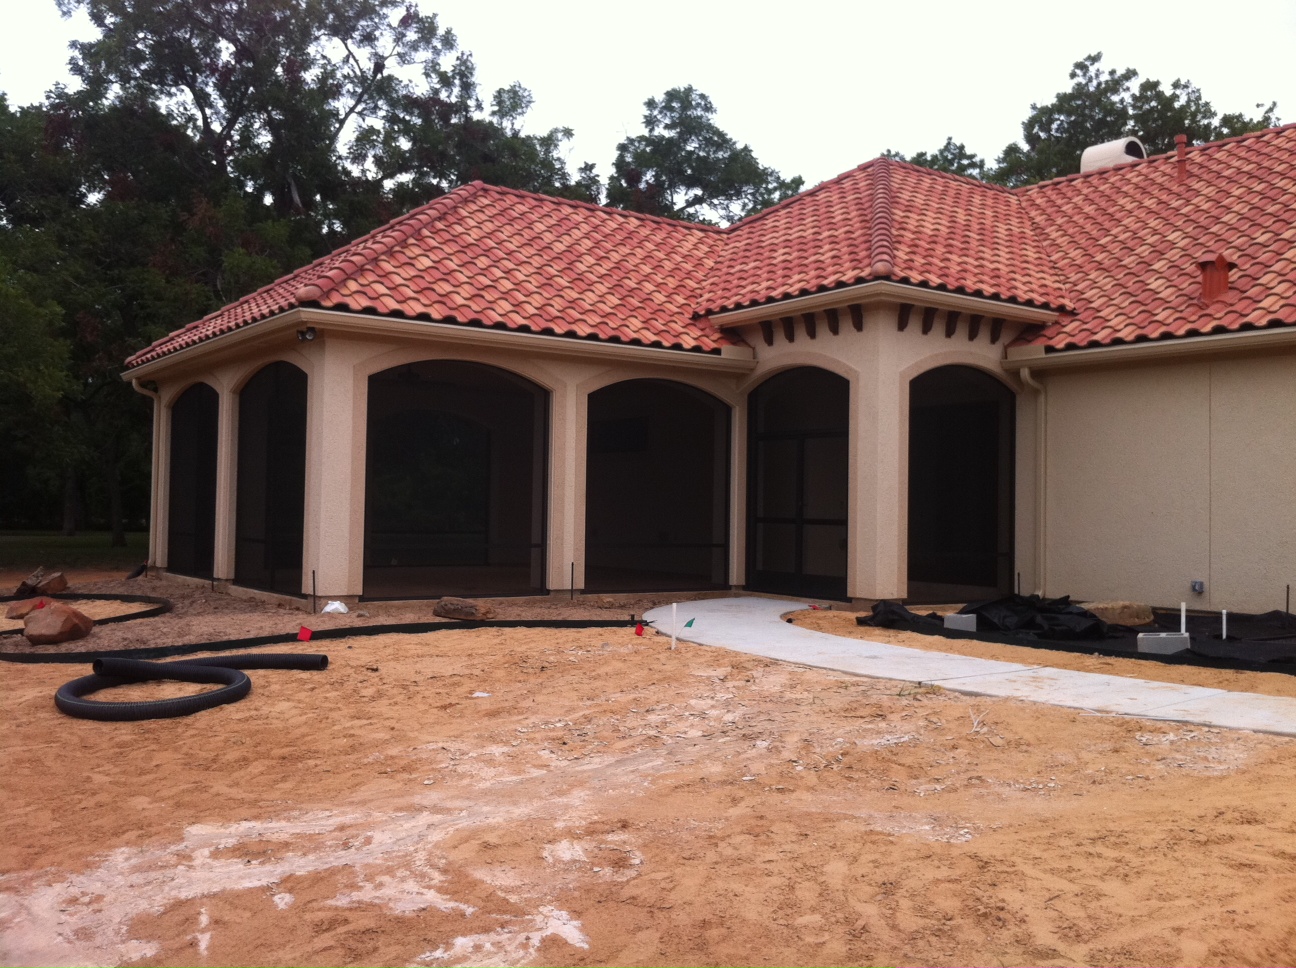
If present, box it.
[23,603,94,645]
[5,598,45,620]
[433,597,495,621]
[34,572,69,595]
[13,568,45,598]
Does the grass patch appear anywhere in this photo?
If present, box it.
[0,531,148,576]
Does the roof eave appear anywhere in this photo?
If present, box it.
[1003,324,1296,371]
[707,279,1062,328]
[121,307,757,382]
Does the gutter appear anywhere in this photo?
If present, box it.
[1004,325,1296,370]
[1018,367,1046,597]
[123,307,758,381]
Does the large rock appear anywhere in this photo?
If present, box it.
[34,572,68,595]
[5,598,45,620]
[13,568,45,598]
[1083,600,1154,626]
[433,597,495,621]
[23,603,94,645]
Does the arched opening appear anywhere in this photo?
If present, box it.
[235,362,307,595]
[908,365,1015,602]
[364,361,548,598]
[585,379,729,592]
[167,383,218,579]
[747,367,850,599]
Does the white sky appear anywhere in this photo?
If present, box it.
[3,0,1293,188]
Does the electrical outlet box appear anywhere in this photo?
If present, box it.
[1190,580,1205,594]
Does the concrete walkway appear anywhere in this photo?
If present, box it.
[642,597,1296,737]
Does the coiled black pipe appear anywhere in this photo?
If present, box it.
[56,654,327,722]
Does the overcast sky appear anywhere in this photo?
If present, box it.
[3,0,1293,188]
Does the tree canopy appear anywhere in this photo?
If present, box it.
[605,86,803,225]
[0,5,795,537]
[889,53,1279,186]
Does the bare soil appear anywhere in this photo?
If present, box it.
[1,574,1294,967]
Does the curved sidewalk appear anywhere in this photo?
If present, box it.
[643,597,1296,737]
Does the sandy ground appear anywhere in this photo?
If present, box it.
[2,575,1295,967]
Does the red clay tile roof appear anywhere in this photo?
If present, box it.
[1016,123,1296,350]
[126,183,730,367]
[127,124,1296,368]
[699,159,1072,314]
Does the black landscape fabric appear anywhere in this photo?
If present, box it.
[859,594,1296,673]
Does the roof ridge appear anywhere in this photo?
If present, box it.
[472,181,725,233]
[722,159,878,234]
[722,154,1015,237]
[868,159,897,275]
[304,184,484,300]
[1017,122,1296,193]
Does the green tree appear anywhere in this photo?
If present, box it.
[57,0,594,238]
[882,137,988,179]
[2,2,600,537]
[990,53,1278,187]
[606,86,803,225]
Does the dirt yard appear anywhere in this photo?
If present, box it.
[2,574,1295,967]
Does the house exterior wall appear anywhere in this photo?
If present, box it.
[1040,349,1296,612]
[732,303,1029,602]
[139,298,1041,605]
[144,317,754,600]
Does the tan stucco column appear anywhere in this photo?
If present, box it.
[149,391,169,569]
[212,385,239,581]
[301,336,368,598]
[546,379,585,592]
[849,309,906,601]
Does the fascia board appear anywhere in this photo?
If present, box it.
[708,280,1059,327]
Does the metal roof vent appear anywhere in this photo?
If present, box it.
[1080,136,1147,174]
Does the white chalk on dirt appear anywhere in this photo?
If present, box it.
[415,905,589,966]
[321,600,349,614]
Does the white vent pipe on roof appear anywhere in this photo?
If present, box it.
[1080,136,1147,173]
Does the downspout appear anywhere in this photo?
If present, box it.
[1019,367,1046,596]
[130,378,161,572]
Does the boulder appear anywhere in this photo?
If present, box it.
[13,568,45,598]
[1083,600,1154,626]
[5,598,45,620]
[23,603,94,645]
[34,572,68,595]
[433,597,495,621]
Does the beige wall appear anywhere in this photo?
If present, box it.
[732,305,1028,601]
[1041,350,1296,612]
[141,300,1036,603]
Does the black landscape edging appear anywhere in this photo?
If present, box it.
[0,593,173,636]
[0,618,636,664]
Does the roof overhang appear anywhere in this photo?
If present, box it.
[1003,325,1296,371]
[123,306,757,382]
[707,279,1060,328]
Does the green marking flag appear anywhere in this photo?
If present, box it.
[684,618,695,628]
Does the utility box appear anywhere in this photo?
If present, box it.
[943,613,977,632]
[1137,632,1190,654]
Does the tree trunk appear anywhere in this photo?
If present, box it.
[61,468,78,537]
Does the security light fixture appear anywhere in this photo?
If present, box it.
[297,327,317,342]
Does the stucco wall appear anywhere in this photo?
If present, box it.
[1042,351,1295,612]
[733,305,1028,601]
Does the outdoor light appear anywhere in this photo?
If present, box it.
[297,327,317,342]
